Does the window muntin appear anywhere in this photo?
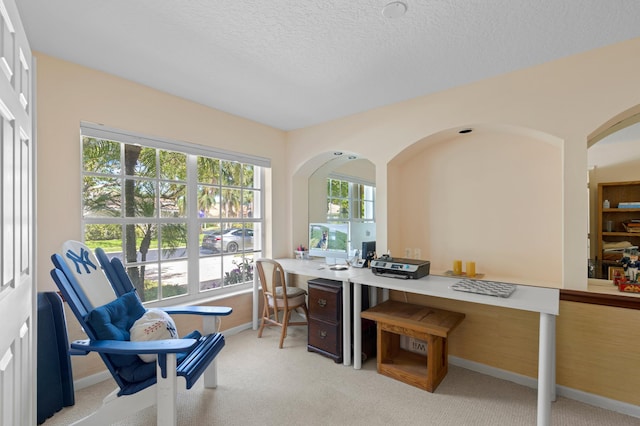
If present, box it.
[81,127,266,304]
[326,177,375,223]
[197,157,262,292]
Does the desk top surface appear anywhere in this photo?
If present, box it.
[275,258,559,316]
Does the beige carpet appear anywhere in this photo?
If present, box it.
[42,326,640,426]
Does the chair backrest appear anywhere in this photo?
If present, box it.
[255,258,288,300]
[50,242,127,388]
[51,240,117,320]
[94,247,136,297]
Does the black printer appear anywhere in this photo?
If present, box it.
[370,255,430,279]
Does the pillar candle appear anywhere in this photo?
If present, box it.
[466,261,476,278]
[453,260,462,275]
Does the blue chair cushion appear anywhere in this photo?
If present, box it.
[117,359,156,384]
[85,291,147,371]
[85,291,205,385]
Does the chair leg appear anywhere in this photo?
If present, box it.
[258,304,269,338]
[69,386,156,425]
[279,309,291,349]
[157,354,178,426]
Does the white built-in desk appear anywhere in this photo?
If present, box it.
[252,258,370,366]
[351,272,559,426]
[253,259,559,426]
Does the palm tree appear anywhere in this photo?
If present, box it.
[83,138,187,301]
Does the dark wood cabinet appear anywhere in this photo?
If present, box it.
[307,278,343,363]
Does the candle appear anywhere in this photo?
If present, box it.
[453,260,462,275]
[466,261,476,278]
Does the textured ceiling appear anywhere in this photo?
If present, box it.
[15,0,640,130]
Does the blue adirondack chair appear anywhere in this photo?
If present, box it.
[50,240,232,425]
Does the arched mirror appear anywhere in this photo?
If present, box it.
[307,152,376,259]
[588,113,640,280]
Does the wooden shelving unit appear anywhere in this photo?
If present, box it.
[597,181,640,263]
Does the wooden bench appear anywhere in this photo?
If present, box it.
[361,300,465,392]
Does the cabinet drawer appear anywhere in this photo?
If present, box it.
[308,318,342,355]
[308,281,341,322]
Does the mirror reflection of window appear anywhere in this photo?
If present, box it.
[326,177,375,222]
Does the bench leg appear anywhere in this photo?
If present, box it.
[426,335,448,393]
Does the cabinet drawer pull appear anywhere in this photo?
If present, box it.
[317,298,327,308]
[319,330,327,339]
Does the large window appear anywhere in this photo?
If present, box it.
[81,123,268,304]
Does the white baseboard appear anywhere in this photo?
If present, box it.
[73,370,113,390]
[556,384,640,419]
[449,355,640,419]
[221,322,253,337]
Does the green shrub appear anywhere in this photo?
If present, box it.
[224,258,254,285]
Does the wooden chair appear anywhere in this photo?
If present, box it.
[256,258,309,348]
[50,240,232,426]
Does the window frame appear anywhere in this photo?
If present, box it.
[80,122,270,306]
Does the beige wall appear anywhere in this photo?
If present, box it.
[35,52,287,294]
[36,39,640,293]
[288,37,640,291]
[389,128,562,286]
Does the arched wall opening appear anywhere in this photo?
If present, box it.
[387,124,564,287]
[291,151,374,256]
[587,104,640,277]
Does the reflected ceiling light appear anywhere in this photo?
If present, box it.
[334,151,343,156]
[348,155,357,160]
[382,1,408,19]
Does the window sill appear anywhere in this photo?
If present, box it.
[143,284,253,309]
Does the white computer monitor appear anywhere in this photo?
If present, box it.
[308,222,350,261]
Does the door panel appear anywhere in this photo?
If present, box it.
[0,0,33,425]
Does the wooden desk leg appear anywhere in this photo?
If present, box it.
[353,282,362,370]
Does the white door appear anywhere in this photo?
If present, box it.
[0,0,34,425]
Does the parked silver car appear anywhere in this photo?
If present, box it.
[202,228,253,253]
